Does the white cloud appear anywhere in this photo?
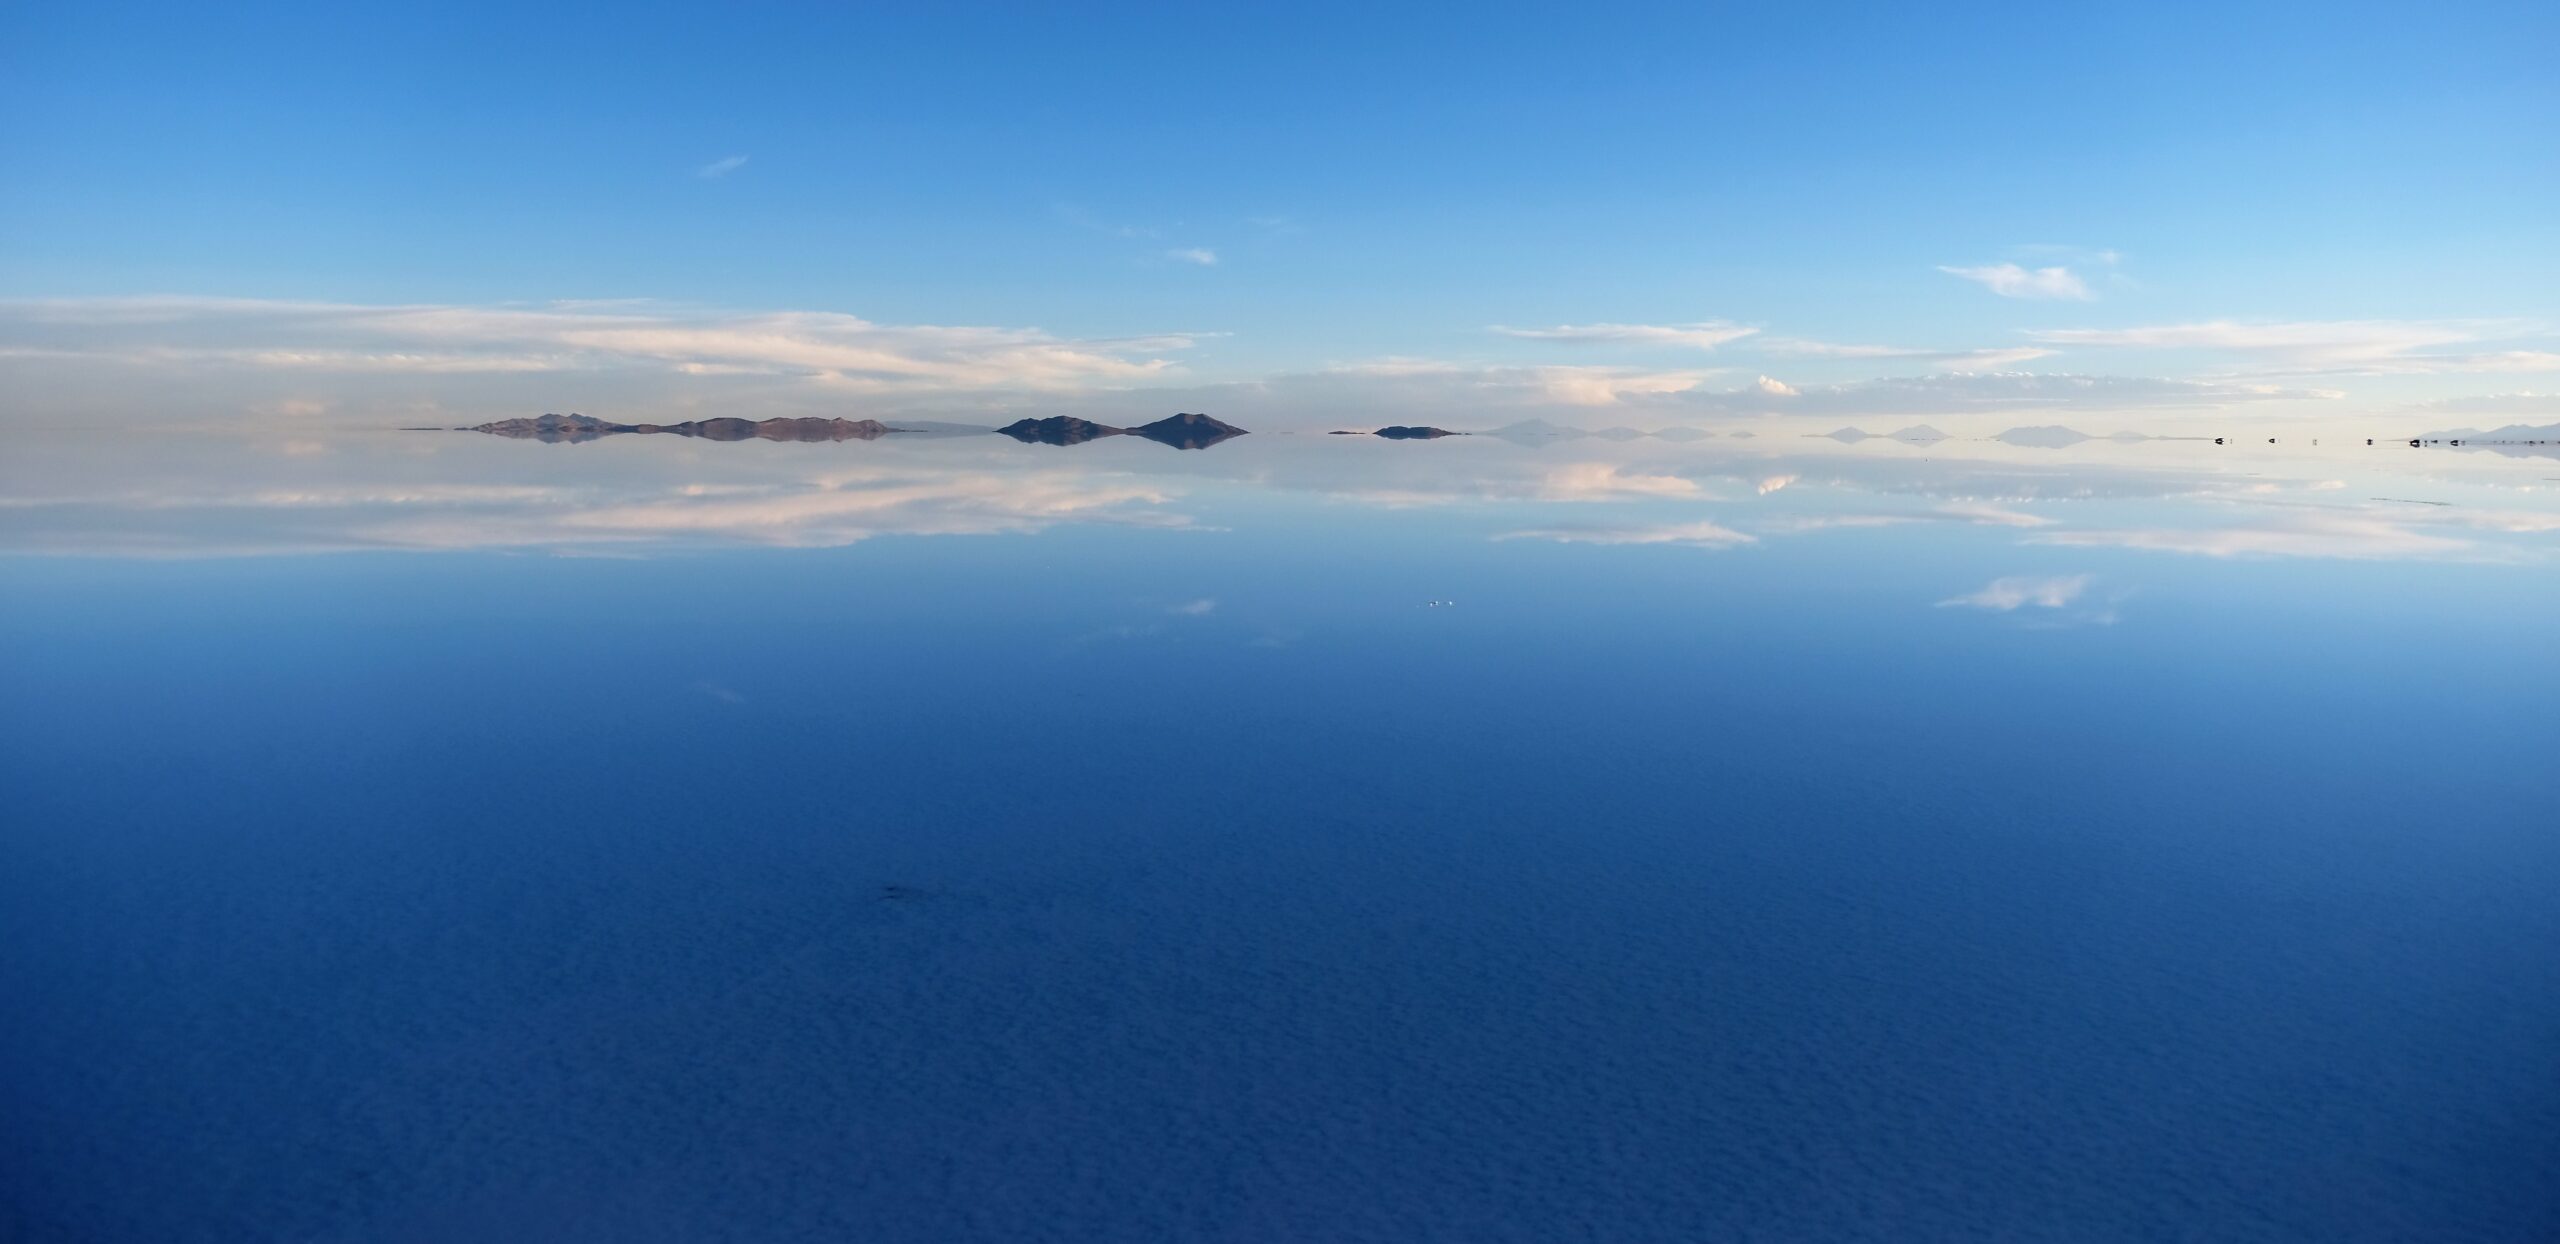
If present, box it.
[1938,263,2092,300]
[1756,474,1798,495]
[1939,574,2091,611]
[1493,520,1755,549]
[1672,370,2330,416]
[0,296,1196,394]
[1167,248,1218,266]
[1491,321,1759,350]
[1324,358,1717,406]
[2401,392,2560,419]
[695,155,749,179]
[1754,375,1799,397]
[2027,319,2558,375]
[1760,338,2057,369]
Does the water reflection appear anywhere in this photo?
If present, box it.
[995,413,1247,448]
[2,419,2555,564]
[467,414,907,442]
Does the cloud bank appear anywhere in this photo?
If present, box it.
[0,296,1196,394]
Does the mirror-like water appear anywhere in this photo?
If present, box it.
[4,423,2555,1241]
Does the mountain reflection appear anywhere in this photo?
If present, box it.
[3,421,2554,560]
[998,413,1248,449]
[468,414,906,443]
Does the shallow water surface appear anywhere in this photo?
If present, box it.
[3,425,2555,1241]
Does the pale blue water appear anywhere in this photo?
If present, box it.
[3,428,2556,1240]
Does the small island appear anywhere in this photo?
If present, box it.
[998,415,1122,445]
[1330,426,1463,439]
[997,412,1247,449]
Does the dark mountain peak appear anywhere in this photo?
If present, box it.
[464,413,636,442]
[998,416,1125,445]
[1129,412,1247,449]
[1371,426,1461,439]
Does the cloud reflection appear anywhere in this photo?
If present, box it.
[2,423,2553,567]
[1494,520,1756,549]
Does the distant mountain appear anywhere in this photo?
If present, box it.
[2419,422,2559,442]
[1590,426,1647,441]
[466,413,624,442]
[1487,418,1589,439]
[993,413,1249,448]
[1371,426,1463,439]
[1653,426,1711,441]
[465,413,907,443]
[1128,412,1247,449]
[1996,426,2094,448]
[997,416,1124,445]
[1825,425,1948,443]
[2416,423,2560,458]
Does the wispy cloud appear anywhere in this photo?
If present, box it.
[1939,263,2093,301]
[1166,248,1218,266]
[1760,338,2057,369]
[1491,321,1759,351]
[1325,358,1718,406]
[2400,391,2560,418]
[2031,512,2479,561]
[2027,319,2559,375]
[1169,598,1217,615]
[0,296,1197,393]
[1494,520,1755,549]
[695,155,749,179]
[1939,574,2091,611]
[1671,370,2328,416]
[2015,244,2124,268]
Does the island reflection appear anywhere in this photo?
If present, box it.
[4,418,2555,563]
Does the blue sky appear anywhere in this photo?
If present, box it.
[2,1,2555,426]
